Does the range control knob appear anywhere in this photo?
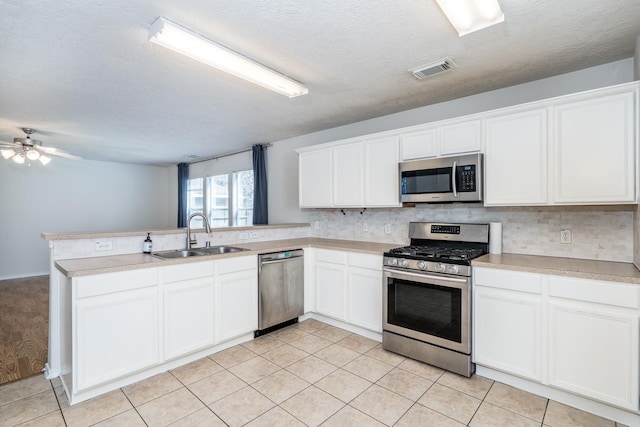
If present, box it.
[387,258,398,266]
[416,261,427,270]
[447,265,459,274]
[400,259,410,268]
[437,263,447,273]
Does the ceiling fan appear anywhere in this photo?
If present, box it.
[0,128,81,165]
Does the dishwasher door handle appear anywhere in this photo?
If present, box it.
[260,256,303,265]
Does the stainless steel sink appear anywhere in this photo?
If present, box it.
[152,246,249,259]
[197,245,249,255]
[152,249,207,259]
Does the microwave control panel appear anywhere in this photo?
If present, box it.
[457,165,477,192]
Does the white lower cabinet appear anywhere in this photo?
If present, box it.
[473,267,640,411]
[347,252,383,332]
[163,277,215,360]
[67,256,257,402]
[474,286,542,381]
[215,260,258,343]
[314,249,382,332]
[315,254,347,321]
[75,286,159,391]
[549,301,638,410]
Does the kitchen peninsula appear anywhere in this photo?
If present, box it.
[44,224,395,405]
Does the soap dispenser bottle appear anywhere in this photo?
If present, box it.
[143,233,153,254]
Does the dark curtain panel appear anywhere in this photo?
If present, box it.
[177,162,189,228]
[252,144,268,225]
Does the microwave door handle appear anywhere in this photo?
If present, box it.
[452,160,458,198]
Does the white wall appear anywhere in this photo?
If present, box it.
[268,58,634,224]
[0,158,173,279]
[189,151,252,179]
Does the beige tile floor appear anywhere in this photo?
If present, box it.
[0,319,629,427]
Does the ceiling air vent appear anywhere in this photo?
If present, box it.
[409,58,457,80]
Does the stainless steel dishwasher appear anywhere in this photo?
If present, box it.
[256,249,304,337]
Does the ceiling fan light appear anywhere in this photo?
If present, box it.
[148,17,309,98]
[435,0,504,36]
[39,155,51,165]
[12,153,25,164]
[1,149,16,159]
[26,150,40,160]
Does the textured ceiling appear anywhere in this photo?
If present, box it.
[1,0,639,165]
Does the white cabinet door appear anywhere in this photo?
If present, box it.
[315,261,347,321]
[333,141,364,206]
[215,268,258,343]
[473,286,542,381]
[440,119,482,155]
[401,126,438,160]
[347,266,382,332]
[75,287,159,391]
[484,108,548,205]
[299,148,332,207]
[163,278,215,360]
[364,135,400,207]
[552,91,636,204]
[303,248,316,314]
[548,301,639,410]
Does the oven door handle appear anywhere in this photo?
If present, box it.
[452,160,458,198]
[383,267,468,284]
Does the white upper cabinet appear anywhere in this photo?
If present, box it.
[484,82,638,206]
[298,147,332,208]
[333,141,364,207]
[484,108,548,205]
[400,118,481,161]
[297,134,400,208]
[440,118,482,156]
[299,82,638,208]
[552,91,636,204]
[364,135,400,206]
[401,126,438,160]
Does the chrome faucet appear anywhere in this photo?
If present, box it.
[186,213,212,249]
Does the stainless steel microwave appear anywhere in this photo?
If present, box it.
[400,153,483,203]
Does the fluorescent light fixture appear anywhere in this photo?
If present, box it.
[149,17,309,98]
[435,0,504,36]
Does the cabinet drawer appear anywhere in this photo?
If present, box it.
[163,261,214,283]
[348,252,382,270]
[316,249,347,264]
[76,268,159,299]
[474,268,542,294]
[217,255,257,275]
[549,276,640,309]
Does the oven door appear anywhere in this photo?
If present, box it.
[383,267,471,354]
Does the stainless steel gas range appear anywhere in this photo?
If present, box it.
[382,222,489,377]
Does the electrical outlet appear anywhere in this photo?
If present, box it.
[249,231,258,239]
[384,224,391,234]
[362,223,369,232]
[560,229,572,244]
[95,240,113,251]
[312,221,320,230]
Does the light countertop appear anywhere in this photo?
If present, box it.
[472,253,640,285]
[55,238,397,277]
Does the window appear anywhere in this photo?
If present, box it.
[186,170,254,228]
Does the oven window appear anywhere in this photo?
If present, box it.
[387,277,462,343]
[401,167,452,194]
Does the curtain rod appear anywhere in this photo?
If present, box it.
[188,143,272,165]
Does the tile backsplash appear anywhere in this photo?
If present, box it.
[307,204,635,263]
